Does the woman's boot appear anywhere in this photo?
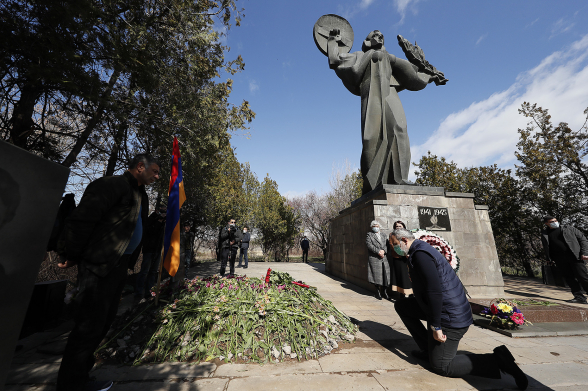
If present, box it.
[380,286,390,300]
[374,285,382,300]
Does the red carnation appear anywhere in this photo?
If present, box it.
[510,312,525,325]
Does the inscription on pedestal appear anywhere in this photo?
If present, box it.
[418,206,451,231]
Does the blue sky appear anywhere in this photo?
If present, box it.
[222,0,588,197]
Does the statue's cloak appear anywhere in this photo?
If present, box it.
[332,48,429,192]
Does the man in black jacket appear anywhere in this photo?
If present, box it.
[300,235,310,263]
[56,154,160,391]
[541,215,588,304]
[238,226,250,268]
[390,228,528,390]
[218,218,242,276]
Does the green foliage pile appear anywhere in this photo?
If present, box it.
[134,272,357,364]
[414,103,588,277]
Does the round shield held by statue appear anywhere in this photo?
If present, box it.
[313,14,354,56]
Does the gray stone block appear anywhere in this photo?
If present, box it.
[382,205,401,217]
[388,193,439,207]
[330,187,504,296]
[382,184,445,196]
[399,205,418,220]
[445,191,475,198]
[448,196,474,209]
[406,219,420,231]
[373,205,386,217]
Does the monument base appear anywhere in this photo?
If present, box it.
[327,185,505,298]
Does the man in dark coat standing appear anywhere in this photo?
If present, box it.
[541,215,588,304]
[56,154,160,391]
[238,226,250,268]
[390,228,528,390]
[218,218,242,276]
[300,235,310,263]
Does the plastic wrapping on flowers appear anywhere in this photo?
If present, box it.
[478,298,532,330]
[135,270,357,364]
[412,229,460,272]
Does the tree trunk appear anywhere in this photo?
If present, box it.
[61,68,121,168]
[105,120,127,176]
[9,83,42,149]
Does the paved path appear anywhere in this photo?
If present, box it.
[6,262,588,390]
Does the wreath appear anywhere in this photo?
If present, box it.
[411,229,460,272]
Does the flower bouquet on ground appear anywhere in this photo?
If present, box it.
[479,299,532,329]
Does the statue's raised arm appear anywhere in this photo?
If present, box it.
[314,14,447,194]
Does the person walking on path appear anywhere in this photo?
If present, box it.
[238,226,250,268]
[541,215,588,304]
[135,206,166,299]
[218,218,242,276]
[56,154,160,391]
[390,228,528,390]
[300,235,310,263]
[388,220,412,299]
[366,220,390,300]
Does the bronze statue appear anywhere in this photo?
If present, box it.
[314,14,447,194]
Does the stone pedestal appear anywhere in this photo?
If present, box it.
[327,185,504,298]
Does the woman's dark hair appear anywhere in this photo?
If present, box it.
[393,220,406,229]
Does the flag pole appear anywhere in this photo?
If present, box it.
[155,225,166,306]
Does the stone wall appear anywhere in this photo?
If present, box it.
[327,185,504,298]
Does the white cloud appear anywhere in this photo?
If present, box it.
[393,0,421,24]
[525,18,540,29]
[249,80,259,94]
[213,25,228,44]
[550,17,575,38]
[476,33,488,46]
[359,0,375,9]
[411,35,588,174]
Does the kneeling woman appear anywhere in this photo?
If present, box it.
[365,220,390,300]
[390,228,528,390]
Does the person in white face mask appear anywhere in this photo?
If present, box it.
[366,220,390,300]
[541,215,588,304]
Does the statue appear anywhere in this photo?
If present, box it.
[314,14,447,194]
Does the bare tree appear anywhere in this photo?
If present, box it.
[290,162,362,260]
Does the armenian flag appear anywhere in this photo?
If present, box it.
[163,137,186,276]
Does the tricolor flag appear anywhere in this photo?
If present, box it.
[163,137,186,276]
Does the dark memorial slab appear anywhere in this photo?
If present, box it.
[418,206,451,231]
[20,280,68,338]
[0,141,69,388]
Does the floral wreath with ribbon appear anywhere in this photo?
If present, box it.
[411,229,460,272]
